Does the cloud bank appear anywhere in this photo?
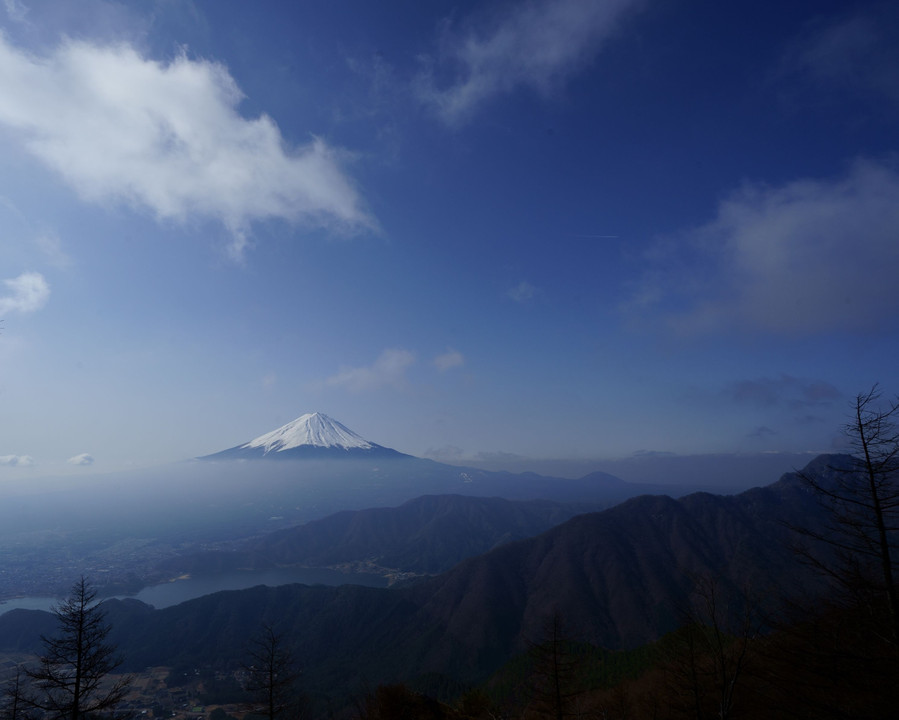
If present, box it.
[0,272,49,314]
[628,159,899,335]
[0,35,374,259]
[418,0,640,125]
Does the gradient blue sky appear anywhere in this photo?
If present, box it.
[1,0,898,478]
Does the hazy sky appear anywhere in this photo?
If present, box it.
[1,0,898,478]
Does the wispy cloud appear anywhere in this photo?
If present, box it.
[0,272,50,314]
[2,0,28,24]
[0,35,375,260]
[424,444,464,462]
[434,348,464,372]
[0,454,34,467]
[748,426,777,440]
[626,159,899,334]
[67,453,95,466]
[786,5,899,106]
[727,375,841,410]
[417,0,641,125]
[325,348,416,392]
[507,280,537,303]
[35,231,72,269]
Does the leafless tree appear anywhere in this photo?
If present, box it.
[1,665,34,720]
[25,577,131,720]
[242,624,303,720]
[661,575,760,720]
[795,386,899,644]
[526,611,586,720]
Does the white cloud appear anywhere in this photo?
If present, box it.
[627,159,899,335]
[0,272,50,314]
[67,453,95,466]
[0,454,35,467]
[417,0,641,125]
[0,35,375,260]
[434,348,464,372]
[325,348,415,392]
[508,280,537,303]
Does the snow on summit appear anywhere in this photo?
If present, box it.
[242,412,375,454]
[199,412,407,460]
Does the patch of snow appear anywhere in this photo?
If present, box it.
[242,412,374,454]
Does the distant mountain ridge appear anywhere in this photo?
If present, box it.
[0,435,706,601]
[153,494,592,580]
[199,412,410,460]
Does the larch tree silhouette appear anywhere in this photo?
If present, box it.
[242,624,303,720]
[24,577,131,720]
[796,386,899,643]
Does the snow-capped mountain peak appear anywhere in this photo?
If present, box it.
[199,412,408,461]
[241,412,375,454]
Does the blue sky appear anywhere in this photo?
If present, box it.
[1,0,898,479]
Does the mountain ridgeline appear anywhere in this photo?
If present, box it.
[0,414,683,601]
[154,494,591,579]
[0,454,845,702]
[191,412,713,511]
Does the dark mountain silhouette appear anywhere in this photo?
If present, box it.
[0,455,843,701]
[155,494,591,578]
[146,469,732,585]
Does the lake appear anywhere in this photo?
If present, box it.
[0,566,389,615]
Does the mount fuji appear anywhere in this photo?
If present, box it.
[188,412,720,525]
[199,412,411,461]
